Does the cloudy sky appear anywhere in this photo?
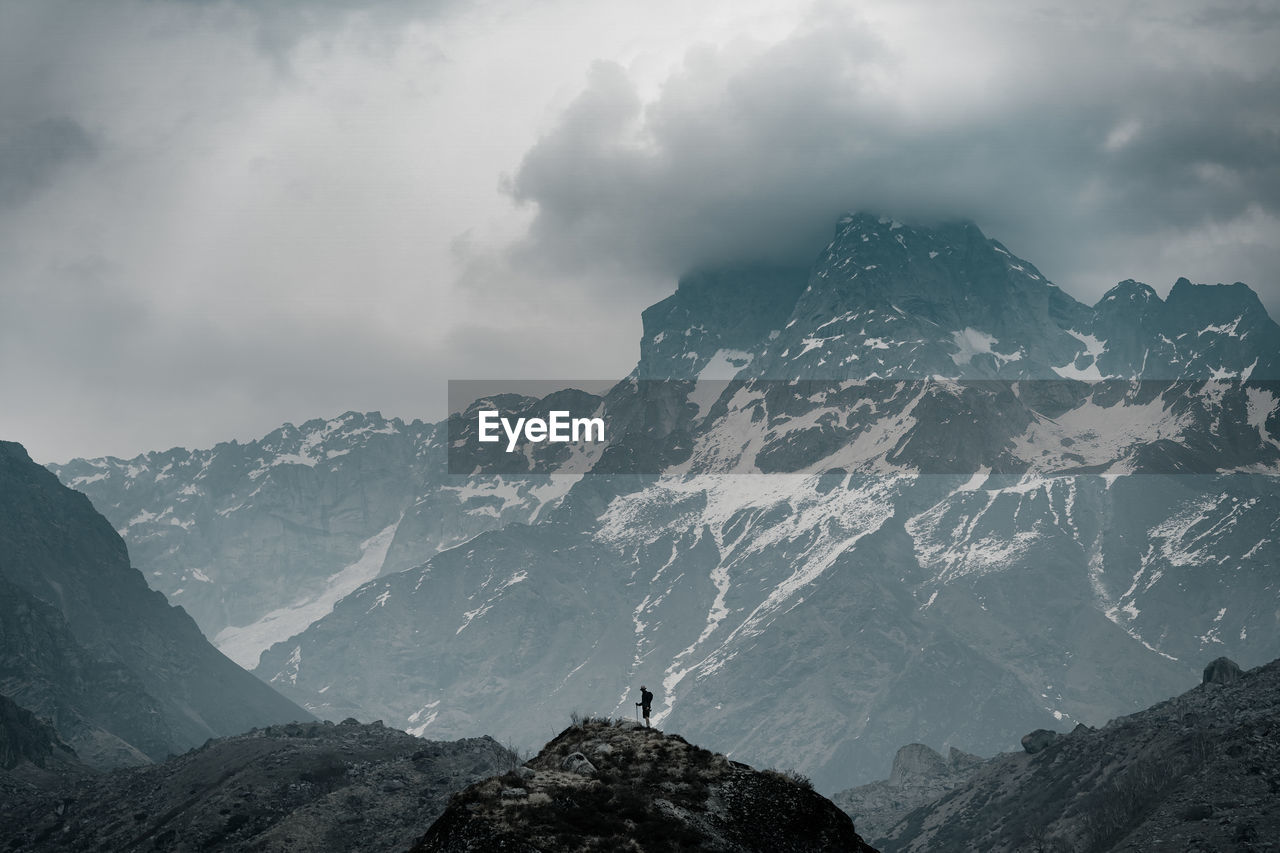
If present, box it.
[2,0,1277,462]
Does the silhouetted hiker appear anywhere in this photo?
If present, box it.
[636,685,653,728]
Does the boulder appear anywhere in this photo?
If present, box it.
[1020,729,1057,754]
[1202,657,1243,685]
[888,744,948,786]
[560,752,596,776]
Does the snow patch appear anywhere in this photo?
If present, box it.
[270,646,302,686]
[949,328,1019,367]
[214,517,402,668]
[1199,315,1243,337]
[698,348,753,380]
[1246,387,1280,447]
[455,570,529,635]
[1052,330,1108,380]
[688,349,753,419]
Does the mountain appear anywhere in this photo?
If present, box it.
[0,441,308,767]
[856,656,1280,852]
[245,214,1278,793]
[49,412,575,668]
[0,719,514,853]
[50,213,1280,794]
[412,716,876,852]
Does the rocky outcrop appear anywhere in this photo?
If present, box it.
[0,720,513,853]
[833,743,984,843]
[0,693,77,771]
[886,744,948,786]
[413,718,877,852]
[1203,656,1243,685]
[0,693,91,801]
[1019,729,1057,754]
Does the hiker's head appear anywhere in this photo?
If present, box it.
[640,685,646,690]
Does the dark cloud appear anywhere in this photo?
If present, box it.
[0,118,94,208]
[3,0,1278,462]
[151,0,467,54]
[506,6,1280,310]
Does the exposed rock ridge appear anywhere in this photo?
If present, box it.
[413,718,878,852]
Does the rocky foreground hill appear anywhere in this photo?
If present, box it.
[0,719,513,853]
[838,656,1280,852]
[413,717,877,852]
[0,713,876,852]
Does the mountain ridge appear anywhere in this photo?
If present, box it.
[47,212,1280,792]
[48,412,579,667]
[249,213,1277,791]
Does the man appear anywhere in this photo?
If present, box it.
[636,684,653,728]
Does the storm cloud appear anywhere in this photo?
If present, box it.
[1,0,1277,462]
[507,2,1280,307]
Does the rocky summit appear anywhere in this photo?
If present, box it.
[412,717,877,852]
[0,719,514,853]
[849,656,1280,853]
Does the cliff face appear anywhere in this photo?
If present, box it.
[0,441,307,767]
[413,717,877,853]
[0,692,77,771]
